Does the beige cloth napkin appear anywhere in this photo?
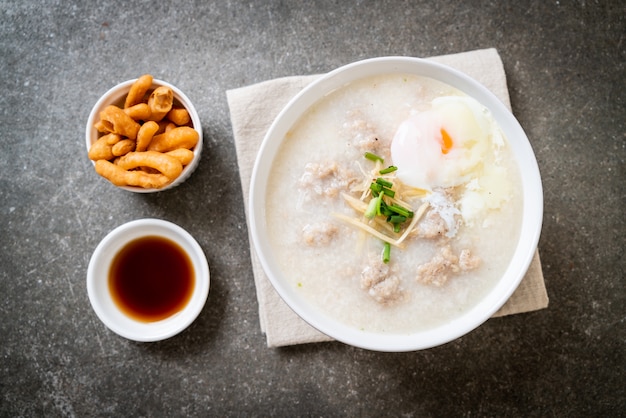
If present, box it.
[227,48,549,348]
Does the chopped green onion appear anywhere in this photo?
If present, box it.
[388,204,413,218]
[382,242,391,263]
[364,197,377,219]
[379,165,398,175]
[369,183,383,194]
[379,201,393,217]
[381,188,395,198]
[375,177,393,188]
[375,195,383,216]
[362,168,415,241]
[364,195,382,219]
[389,215,407,224]
[364,152,384,163]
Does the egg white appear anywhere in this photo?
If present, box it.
[390,95,512,224]
[391,95,493,191]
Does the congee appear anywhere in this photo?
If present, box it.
[266,73,522,334]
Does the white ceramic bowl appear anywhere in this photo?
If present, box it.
[85,78,203,193]
[249,57,543,352]
[87,219,210,341]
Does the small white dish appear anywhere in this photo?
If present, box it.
[87,219,210,342]
[85,78,203,193]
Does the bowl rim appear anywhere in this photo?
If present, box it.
[85,78,203,193]
[249,56,543,352]
[86,218,210,342]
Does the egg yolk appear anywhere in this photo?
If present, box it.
[440,128,453,154]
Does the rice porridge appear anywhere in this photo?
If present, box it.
[265,74,523,334]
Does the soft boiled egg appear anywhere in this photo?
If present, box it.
[390,95,494,191]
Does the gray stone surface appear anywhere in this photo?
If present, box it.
[1,1,624,416]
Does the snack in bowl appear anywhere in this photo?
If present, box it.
[249,57,543,351]
[86,75,202,192]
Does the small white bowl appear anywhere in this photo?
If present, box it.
[85,78,203,193]
[87,219,210,342]
[249,57,543,352]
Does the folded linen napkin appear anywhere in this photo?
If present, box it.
[227,48,549,348]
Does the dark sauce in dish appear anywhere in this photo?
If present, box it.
[109,236,194,322]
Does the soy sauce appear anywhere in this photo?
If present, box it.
[109,236,194,322]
